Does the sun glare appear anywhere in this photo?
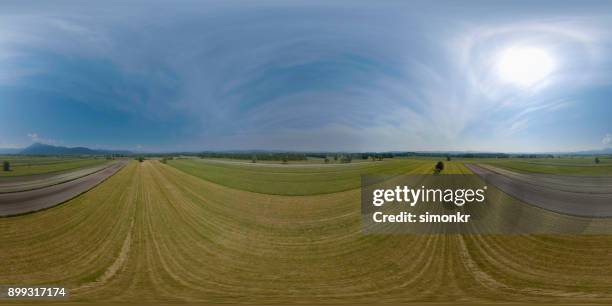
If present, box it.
[496,47,555,87]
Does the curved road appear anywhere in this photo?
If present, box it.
[0,160,128,217]
[466,163,612,217]
[0,161,117,193]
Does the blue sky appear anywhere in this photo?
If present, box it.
[1,0,611,152]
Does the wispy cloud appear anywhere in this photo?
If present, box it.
[603,133,612,146]
[27,132,57,145]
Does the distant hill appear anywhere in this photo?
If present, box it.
[20,143,132,156]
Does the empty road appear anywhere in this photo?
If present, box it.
[466,163,612,217]
[0,160,128,217]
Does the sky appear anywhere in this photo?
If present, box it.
[1,0,612,153]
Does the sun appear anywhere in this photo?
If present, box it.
[496,47,555,87]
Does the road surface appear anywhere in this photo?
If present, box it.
[466,163,612,217]
[0,161,116,193]
[0,160,128,217]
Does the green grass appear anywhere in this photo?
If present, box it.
[198,156,373,164]
[0,156,108,177]
[470,157,612,175]
[167,158,470,195]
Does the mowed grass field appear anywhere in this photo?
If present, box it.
[167,158,470,195]
[1,159,612,303]
[0,156,108,177]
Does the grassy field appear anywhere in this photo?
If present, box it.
[2,159,612,303]
[167,158,469,195]
[0,156,108,177]
[455,157,612,175]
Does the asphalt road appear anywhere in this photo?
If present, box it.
[0,160,128,217]
[466,163,612,217]
[0,161,117,193]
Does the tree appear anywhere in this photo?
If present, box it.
[446,156,451,161]
[324,157,330,163]
[341,155,352,163]
[2,161,9,172]
[595,157,600,164]
[137,156,144,163]
[251,155,257,163]
[282,155,288,164]
[434,161,444,174]
[334,155,338,161]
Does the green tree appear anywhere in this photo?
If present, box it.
[341,155,352,163]
[446,156,451,161]
[2,161,10,172]
[595,157,600,164]
[324,157,330,163]
[251,155,257,163]
[434,161,444,174]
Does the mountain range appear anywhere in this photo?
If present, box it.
[18,143,132,156]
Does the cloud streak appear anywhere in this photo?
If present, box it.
[27,132,57,145]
